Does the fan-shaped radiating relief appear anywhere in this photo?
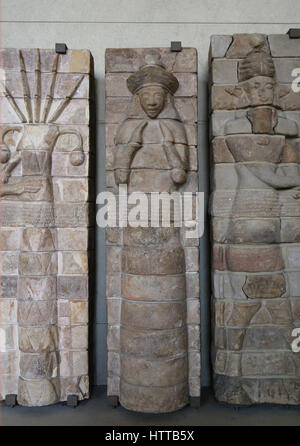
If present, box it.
[0,48,92,406]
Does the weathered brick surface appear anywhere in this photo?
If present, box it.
[0,48,93,406]
[210,34,300,405]
[106,48,199,412]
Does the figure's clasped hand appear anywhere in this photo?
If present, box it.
[171,167,187,184]
[114,168,130,185]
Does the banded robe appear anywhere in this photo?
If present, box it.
[114,104,190,412]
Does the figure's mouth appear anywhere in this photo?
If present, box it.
[146,107,160,117]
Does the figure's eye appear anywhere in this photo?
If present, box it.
[266,84,273,89]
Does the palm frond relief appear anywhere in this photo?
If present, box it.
[1,49,84,124]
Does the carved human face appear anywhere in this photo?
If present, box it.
[244,76,275,106]
[138,86,166,118]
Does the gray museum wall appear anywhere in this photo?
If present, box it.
[2,0,300,386]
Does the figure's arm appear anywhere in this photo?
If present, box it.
[114,143,137,185]
[0,177,40,197]
[159,122,187,185]
[247,164,300,190]
[0,128,41,197]
[0,182,25,197]
[114,121,147,185]
[0,183,18,196]
[175,143,189,170]
[2,153,21,183]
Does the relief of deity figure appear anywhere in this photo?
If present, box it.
[113,61,190,412]
[220,42,300,245]
[211,37,300,404]
[114,61,188,193]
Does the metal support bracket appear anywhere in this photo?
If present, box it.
[287,29,300,39]
[67,394,79,407]
[107,395,119,408]
[190,396,201,408]
[171,41,182,52]
[5,394,17,408]
[55,43,68,54]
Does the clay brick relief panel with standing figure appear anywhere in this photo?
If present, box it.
[105,48,200,413]
[210,34,300,405]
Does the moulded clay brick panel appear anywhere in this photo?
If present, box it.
[211,84,300,111]
[0,98,90,125]
[210,36,233,59]
[0,48,92,406]
[106,72,197,97]
[106,97,198,123]
[105,48,199,411]
[0,49,91,74]
[268,35,300,58]
[105,123,197,148]
[1,125,90,152]
[210,34,300,406]
[0,73,90,99]
[105,48,197,73]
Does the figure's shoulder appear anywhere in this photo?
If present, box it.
[160,119,188,144]
[224,117,252,135]
[115,119,141,144]
[115,118,188,145]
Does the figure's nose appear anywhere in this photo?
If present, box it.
[147,94,158,106]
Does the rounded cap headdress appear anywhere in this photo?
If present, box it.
[238,46,275,82]
[127,63,179,95]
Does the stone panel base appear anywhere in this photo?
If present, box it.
[120,380,189,413]
[214,375,300,406]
